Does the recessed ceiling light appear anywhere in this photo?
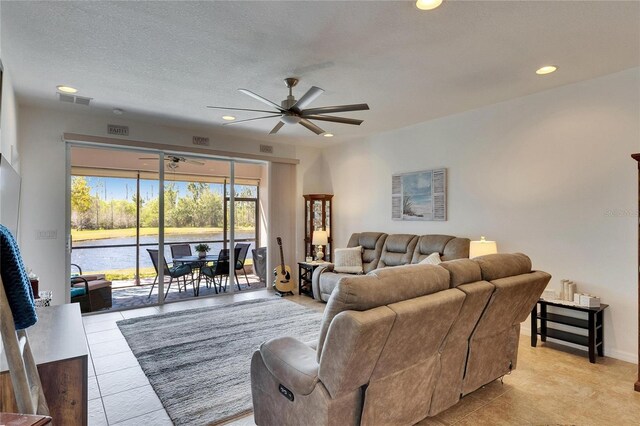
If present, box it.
[56,85,78,94]
[416,0,443,11]
[222,115,236,121]
[113,108,124,115]
[536,65,558,75]
[323,133,334,138]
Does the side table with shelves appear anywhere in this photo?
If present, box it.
[298,262,331,298]
[531,299,608,363]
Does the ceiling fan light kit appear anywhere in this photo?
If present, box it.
[207,77,369,136]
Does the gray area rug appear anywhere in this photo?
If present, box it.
[117,297,323,425]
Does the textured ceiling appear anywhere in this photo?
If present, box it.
[2,1,639,145]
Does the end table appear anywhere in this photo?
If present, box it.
[531,299,608,363]
[298,262,331,298]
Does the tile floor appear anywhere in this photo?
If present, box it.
[84,289,640,425]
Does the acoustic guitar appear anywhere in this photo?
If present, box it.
[273,237,294,295]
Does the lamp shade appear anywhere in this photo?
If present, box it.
[469,236,498,258]
[312,230,329,246]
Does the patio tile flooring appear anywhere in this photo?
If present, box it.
[108,274,264,310]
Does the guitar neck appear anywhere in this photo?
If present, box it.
[278,241,286,270]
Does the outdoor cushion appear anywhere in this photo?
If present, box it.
[72,279,112,290]
[170,264,192,277]
[70,287,86,298]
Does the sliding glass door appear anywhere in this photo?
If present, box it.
[68,143,266,312]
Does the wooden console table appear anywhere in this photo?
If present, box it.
[0,304,88,425]
[531,299,608,363]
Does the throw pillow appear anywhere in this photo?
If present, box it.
[419,252,442,265]
[334,246,364,274]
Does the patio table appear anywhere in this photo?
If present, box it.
[172,255,219,296]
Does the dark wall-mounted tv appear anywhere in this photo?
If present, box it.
[0,154,21,237]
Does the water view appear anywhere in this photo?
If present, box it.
[72,231,256,274]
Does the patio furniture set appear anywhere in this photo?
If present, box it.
[71,243,267,313]
[146,243,252,299]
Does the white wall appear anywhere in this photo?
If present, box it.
[0,0,20,169]
[322,68,640,362]
[17,105,321,304]
[0,70,18,168]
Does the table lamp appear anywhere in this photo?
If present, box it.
[312,230,329,261]
[469,236,498,258]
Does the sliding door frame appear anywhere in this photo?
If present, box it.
[65,139,264,311]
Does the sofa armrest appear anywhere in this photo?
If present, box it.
[259,337,319,395]
[311,264,334,301]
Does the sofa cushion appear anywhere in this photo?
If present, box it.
[318,271,349,300]
[316,264,450,360]
[442,238,471,261]
[333,246,364,274]
[411,235,454,263]
[439,259,482,288]
[378,234,418,268]
[474,253,532,281]
[347,232,387,273]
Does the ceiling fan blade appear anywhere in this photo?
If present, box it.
[303,115,363,126]
[299,118,325,135]
[269,121,285,134]
[238,89,285,112]
[301,103,370,116]
[291,86,324,112]
[223,114,281,125]
[206,106,280,114]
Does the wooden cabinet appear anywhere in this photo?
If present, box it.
[633,153,640,392]
[1,304,88,424]
[304,194,333,262]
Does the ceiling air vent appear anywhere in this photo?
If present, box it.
[74,96,91,106]
[58,93,74,103]
[260,144,273,154]
[57,93,92,106]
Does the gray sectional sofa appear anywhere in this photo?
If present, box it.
[251,253,551,425]
[312,232,470,302]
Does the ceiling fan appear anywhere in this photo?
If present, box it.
[139,155,205,170]
[207,77,370,135]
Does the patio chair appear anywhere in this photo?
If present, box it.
[147,249,193,300]
[235,243,252,286]
[252,247,267,284]
[201,247,242,292]
[70,263,112,312]
[170,243,199,284]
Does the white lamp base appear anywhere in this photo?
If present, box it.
[315,245,324,261]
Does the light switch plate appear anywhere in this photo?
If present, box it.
[36,230,57,240]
